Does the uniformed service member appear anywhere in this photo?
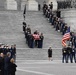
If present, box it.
[62,47,67,63]
[66,45,72,63]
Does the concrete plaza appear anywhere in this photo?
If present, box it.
[16,60,76,75]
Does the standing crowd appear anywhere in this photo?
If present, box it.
[0,44,17,75]
[22,22,44,48]
[43,2,76,63]
[57,1,72,9]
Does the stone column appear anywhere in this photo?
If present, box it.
[27,0,38,11]
[5,0,17,10]
[48,0,57,11]
[16,0,21,10]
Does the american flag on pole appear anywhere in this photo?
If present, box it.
[62,27,70,47]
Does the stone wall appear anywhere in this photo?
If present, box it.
[5,0,17,10]
[21,0,27,10]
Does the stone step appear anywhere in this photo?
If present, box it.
[0,11,62,60]
[0,6,5,10]
[16,48,62,60]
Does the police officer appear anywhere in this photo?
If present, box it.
[62,47,67,63]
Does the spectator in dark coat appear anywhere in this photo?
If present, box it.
[9,58,17,75]
[0,53,4,75]
[4,52,11,75]
[48,47,53,61]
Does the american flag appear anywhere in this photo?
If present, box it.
[62,27,70,47]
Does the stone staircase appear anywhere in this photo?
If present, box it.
[0,11,62,60]
[16,48,62,60]
[16,11,62,60]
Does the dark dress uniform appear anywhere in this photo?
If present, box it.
[38,4,41,11]
[66,46,72,63]
[62,47,67,63]
[23,5,26,20]
[26,27,31,34]
[56,10,61,18]
[38,35,44,48]
[49,2,53,10]
[23,22,26,32]
[71,47,76,63]
[30,35,34,48]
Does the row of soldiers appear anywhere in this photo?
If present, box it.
[57,1,72,9]
[62,45,76,63]
[43,1,76,48]
[43,3,70,35]
[43,2,76,63]
[23,22,44,48]
[0,44,17,75]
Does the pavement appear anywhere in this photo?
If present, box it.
[16,60,76,75]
